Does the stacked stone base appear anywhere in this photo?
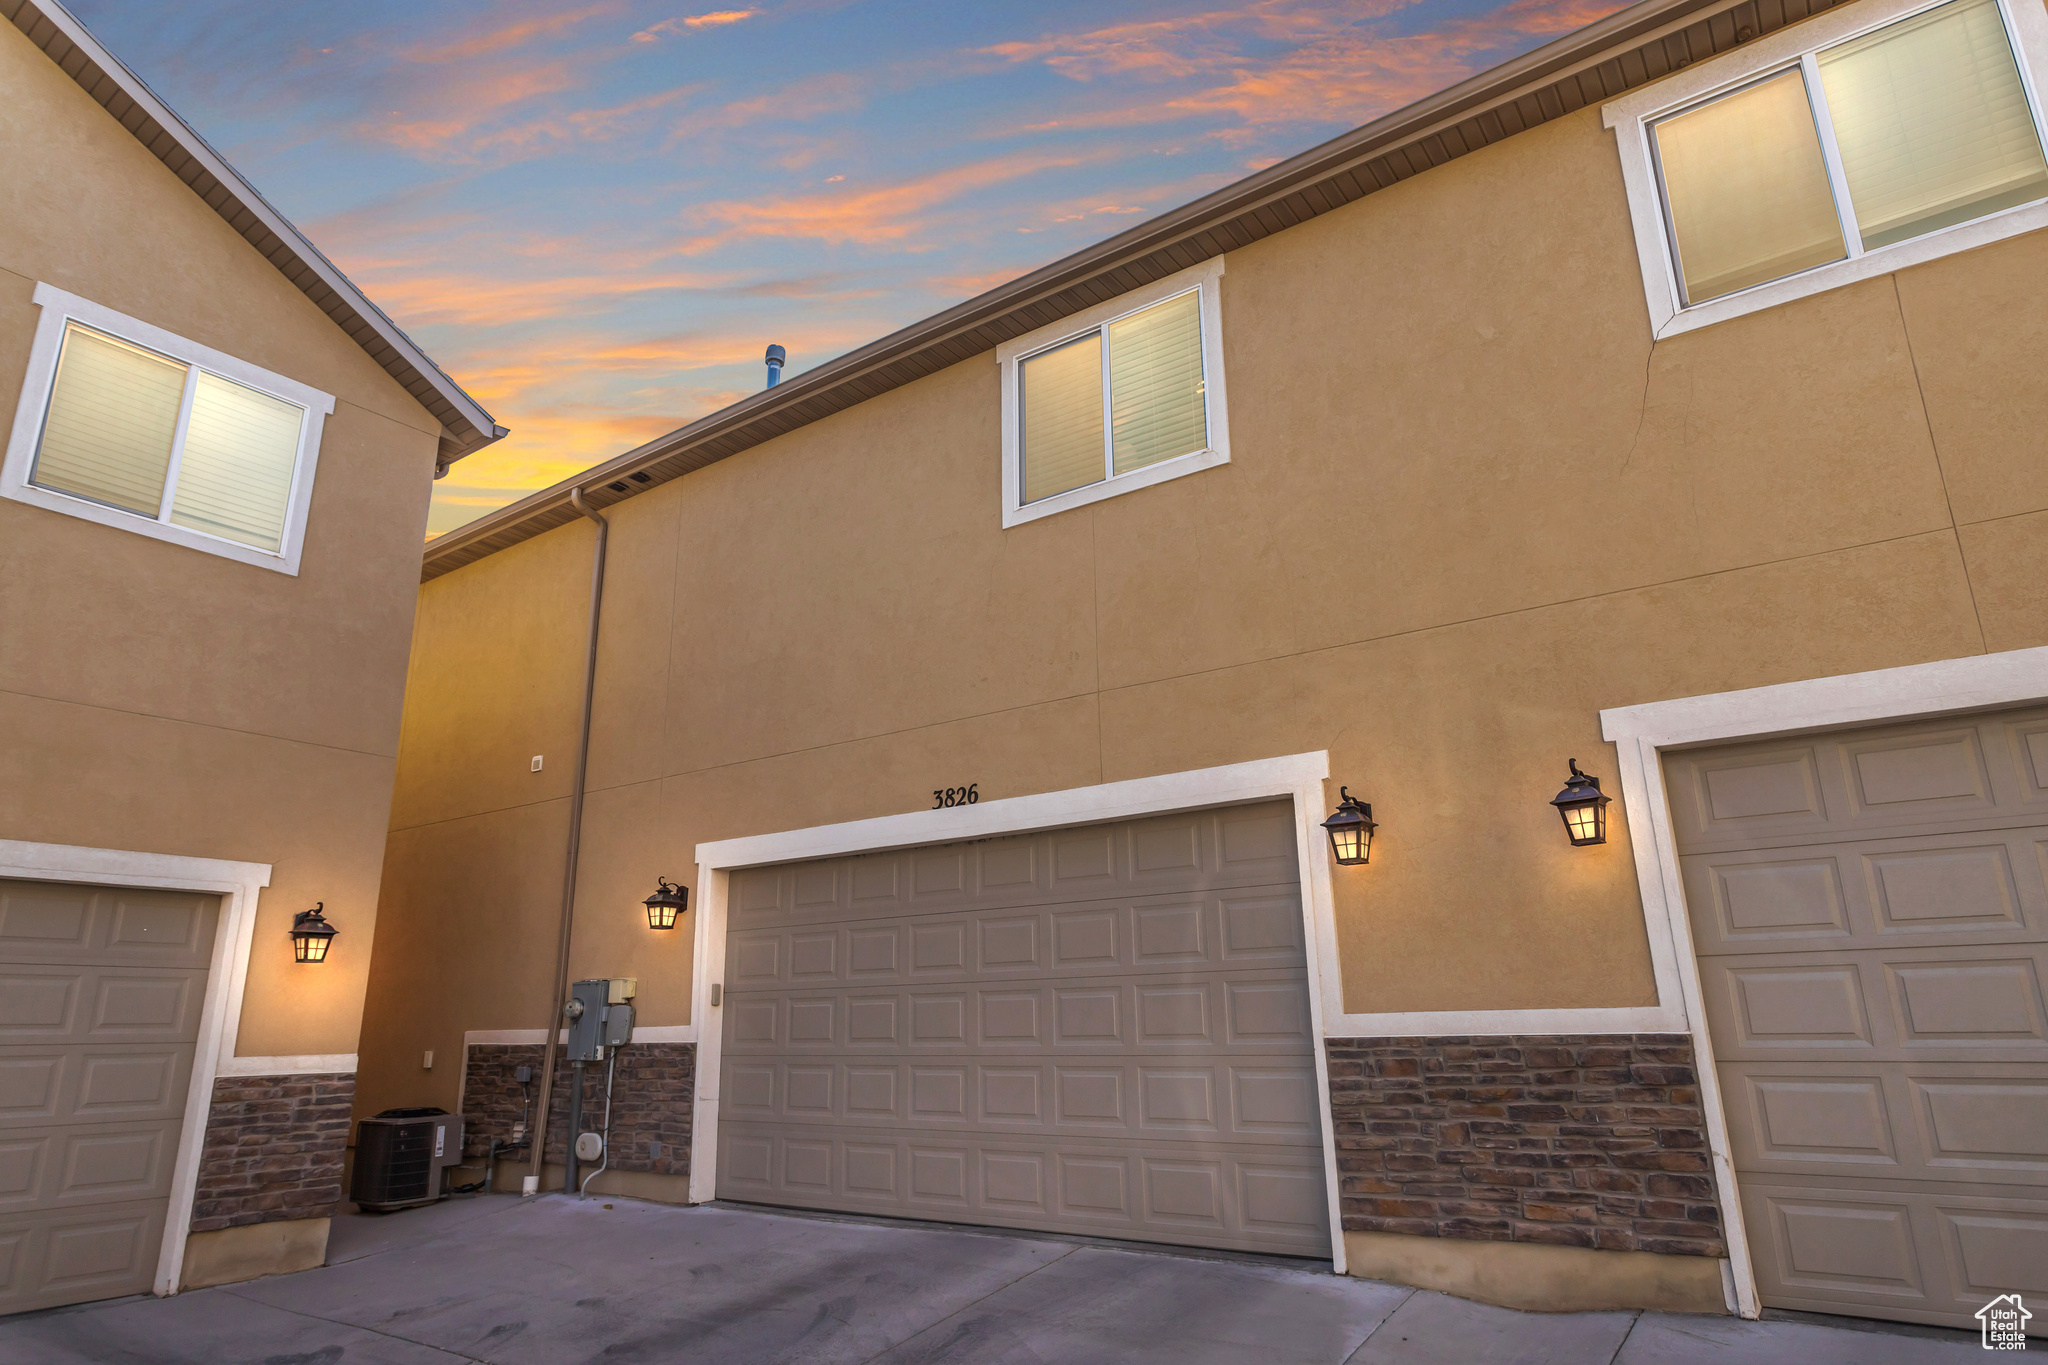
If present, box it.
[1325,1035,1724,1259]
[191,1073,354,1232]
[462,1041,695,1179]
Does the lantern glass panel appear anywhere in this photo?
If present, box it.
[294,933,330,963]
[1328,823,1370,864]
[1563,802,1605,845]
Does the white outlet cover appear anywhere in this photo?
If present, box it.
[575,1132,604,1162]
[531,755,544,772]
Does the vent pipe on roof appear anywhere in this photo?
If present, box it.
[764,344,786,388]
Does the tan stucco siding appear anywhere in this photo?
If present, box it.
[364,100,2047,1117]
[0,19,446,1058]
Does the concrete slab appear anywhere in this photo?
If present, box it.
[1616,1312,1985,1364]
[870,1244,1409,1365]
[325,1193,531,1266]
[1345,1289,1635,1364]
[235,1196,1079,1365]
[0,1195,1996,1365]
[0,1283,470,1364]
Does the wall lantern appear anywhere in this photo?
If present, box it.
[1321,787,1377,865]
[644,877,688,931]
[1550,759,1611,846]
[291,904,338,963]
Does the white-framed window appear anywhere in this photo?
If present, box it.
[998,258,1229,527]
[1603,0,2048,336]
[2,283,334,574]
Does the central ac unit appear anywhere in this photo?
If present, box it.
[350,1108,464,1212]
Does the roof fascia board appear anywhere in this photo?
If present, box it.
[6,0,503,459]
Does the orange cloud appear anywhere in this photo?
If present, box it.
[676,150,1099,251]
[633,8,761,42]
[407,3,624,64]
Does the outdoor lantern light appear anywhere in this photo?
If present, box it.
[1321,787,1377,865]
[1550,759,1611,846]
[644,877,688,931]
[290,904,338,963]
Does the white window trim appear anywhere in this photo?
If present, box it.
[1602,0,2048,338]
[996,257,1230,528]
[1599,643,2048,1321]
[2,283,336,574]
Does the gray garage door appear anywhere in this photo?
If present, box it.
[716,800,1332,1256]
[0,878,218,1315]
[1667,707,2048,1332]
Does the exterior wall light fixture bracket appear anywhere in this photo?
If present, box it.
[1321,787,1377,865]
[644,877,688,930]
[1551,759,1611,846]
[291,903,338,963]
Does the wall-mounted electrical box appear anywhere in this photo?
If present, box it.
[565,977,637,1062]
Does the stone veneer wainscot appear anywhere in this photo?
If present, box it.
[190,1073,354,1233]
[1324,1035,1725,1257]
[463,1042,695,1177]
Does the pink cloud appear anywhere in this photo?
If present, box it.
[633,9,762,42]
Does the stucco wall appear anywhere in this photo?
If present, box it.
[360,97,2045,1119]
[0,20,445,1058]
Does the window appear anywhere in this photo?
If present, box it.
[1605,0,2048,334]
[999,260,1228,526]
[2,284,334,573]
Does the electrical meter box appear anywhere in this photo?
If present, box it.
[565,977,637,1061]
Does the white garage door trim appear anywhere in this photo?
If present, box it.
[0,839,287,1299]
[1602,643,2048,1322]
[691,752,1352,1268]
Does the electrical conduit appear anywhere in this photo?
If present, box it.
[527,486,609,1193]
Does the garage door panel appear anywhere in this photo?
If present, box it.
[0,1197,168,1315]
[1701,945,2048,1062]
[717,801,1327,1256]
[1742,1180,2048,1329]
[718,1057,1322,1144]
[725,890,1304,994]
[726,811,1306,933]
[0,883,217,969]
[1682,828,2048,957]
[715,1122,1329,1256]
[0,967,207,1048]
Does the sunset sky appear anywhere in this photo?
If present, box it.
[69,0,1625,537]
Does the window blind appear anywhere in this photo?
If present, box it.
[1654,71,1848,302]
[1020,333,1105,504]
[30,324,185,515]
[1108,290,1207,477]
[1819,0,2048,249]
[169,372,302,552]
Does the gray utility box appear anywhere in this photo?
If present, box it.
[565,977,635,1061]
[350,1109,465,1212]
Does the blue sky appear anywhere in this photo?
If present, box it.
[68,0,1623,536]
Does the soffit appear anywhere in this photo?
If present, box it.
[2,0,505,466]
[422,0,1848,582]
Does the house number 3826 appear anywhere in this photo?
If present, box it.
[933,785,979,808]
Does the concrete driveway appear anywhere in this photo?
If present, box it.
[0,1196,1983,1364]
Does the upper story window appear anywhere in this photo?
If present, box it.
[998,259,1229,527]
[2,284,334,574]
[1605,0,2048,335]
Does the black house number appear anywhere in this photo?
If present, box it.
[933,785,979,808]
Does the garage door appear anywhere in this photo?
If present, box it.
[0,878,219,1315]
[716,800,1331,1256]
[1667,708,2048,1331]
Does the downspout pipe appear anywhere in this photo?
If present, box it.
[528,486,609,1192]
